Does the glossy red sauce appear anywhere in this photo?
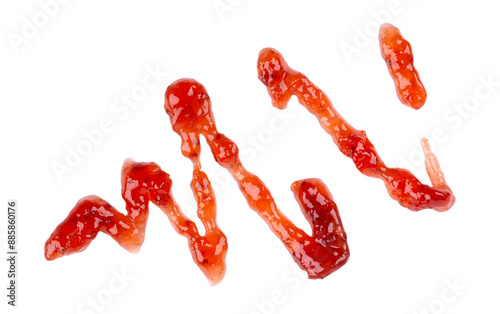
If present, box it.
[165,79,349,279]
[45,43,452,284]
[257,48,455,212]
[45,157,227,285]
[379,23,427,109]
[45,78,350,283]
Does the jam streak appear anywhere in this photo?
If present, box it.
[165,79,349,279]
[379,23,427,109]
[45,159,228,285]
[257,48,455,212]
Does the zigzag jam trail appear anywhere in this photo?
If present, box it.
[45,159,228,285]
[165,79,349,279]
[45,79,349,284]
[256,47,454,212]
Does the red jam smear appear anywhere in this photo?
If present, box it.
[257,48,455,212]
[379,23,427,109]
[165,79,349,279]
[45,78,349,283]
[45,159,228,285]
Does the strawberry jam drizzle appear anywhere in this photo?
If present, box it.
[165,79,349,279]
[379,23,427,109]
[45,78,350,283]
[257,48,455,212]
[45,157,228,285]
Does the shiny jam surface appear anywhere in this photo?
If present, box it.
[379,23,427,109]
[46,43,453,284]
[45,78,350,283]
[257,47,455,212]
[165,78,349,279]
[45,153,228,286]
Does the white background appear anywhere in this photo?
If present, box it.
[1,0,500,313]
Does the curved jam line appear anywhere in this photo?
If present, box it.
[45,78,350,283]
[165,78,349,279]
[45,158,228,285]
[379,23,427,109]
[256,47,455,212]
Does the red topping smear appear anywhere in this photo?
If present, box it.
[379,23,427,109]
[45,158,228,285]
[257,48,455,212]
[165,78,349,279]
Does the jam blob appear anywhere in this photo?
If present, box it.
[379,23,427,109]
